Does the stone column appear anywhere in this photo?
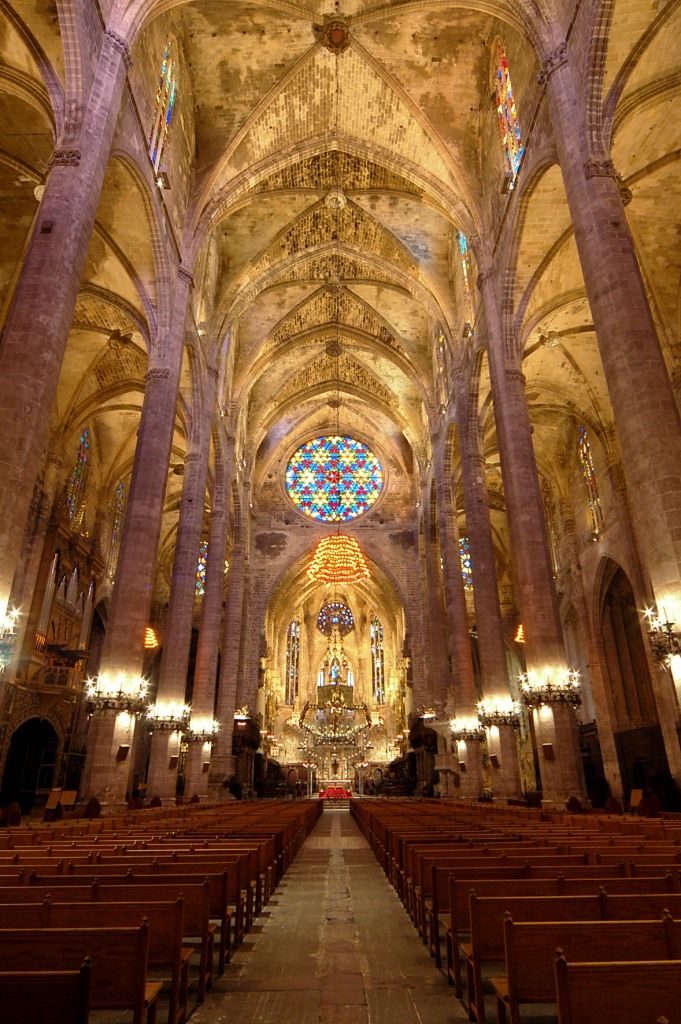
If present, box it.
[481,267,585,805]
[457,399,521,799]
[433,452,483,798]
[542,46,681,719]
[81,266,192,807]
[209,538,247,794]
[147,380,215,800]
[0,29,131,622]
[422,482,451,713]
[185,434,235,798]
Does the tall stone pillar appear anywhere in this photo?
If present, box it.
[81,266,192,807]
[185,433,235,798]
[209,538,247,794]
[481,268,585,805]
[433,454,483,798]
[0,29,131,622]
[147,379,215,800]
[422,483,451,713]
[457,399,521,799]
[542,45,681,775]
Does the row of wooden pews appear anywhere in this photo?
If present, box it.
[352,798,681,1024]
[0,798,322,1023]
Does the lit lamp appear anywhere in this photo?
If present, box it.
[477,698,521,728]
[0,606,20,673]
[518,668,581,709]
[643,606,681,667]
[185,717,220,743]
[307,535,370,584]
[85,673,149,715]
[450,715,485,742]
[146,701,191,732]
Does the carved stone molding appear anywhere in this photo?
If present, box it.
[537,42,568,85]
[145,367,170,381]
[48,148,81,170]
[584,158,614,179]
[504,368,527,385]
[207,364,219,381]
[104,29,132,69]
[476,269,494,291]
[184,452,201,464]
[178,265,194,287]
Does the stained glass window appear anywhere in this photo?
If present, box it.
[317,602,354,637]
[66,427,90,526]
[458,232,474,323]
[107,480,126,579]
[195,539,208,596]
[542,480,560,573]
[371,616,385,703]
[285,619,300,704]
[286,435,383,522]
[459,536,474,590]
[495,43,524,185]
[149,42,177,174]
[577,426,604,537]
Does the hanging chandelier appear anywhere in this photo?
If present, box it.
[307,534,370,584]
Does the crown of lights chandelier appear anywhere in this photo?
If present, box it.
[307,534,370,585]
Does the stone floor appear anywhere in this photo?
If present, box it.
[191,806,468,1024]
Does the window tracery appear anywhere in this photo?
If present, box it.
[149,41,177,174]
[195,539,208,596]
[286,435,383,522]
[107,479,126,579]
[495,43,524,185]
[66,427,90,526]
[285,619,300,704]
[577,426,604,537]
[370,616,385,703]
[317,602,354,637]
[460,536,474,590]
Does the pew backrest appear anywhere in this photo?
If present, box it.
[554,955,681,1024]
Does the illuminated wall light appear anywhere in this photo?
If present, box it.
[144,626,159,649]
[514,623,525,643]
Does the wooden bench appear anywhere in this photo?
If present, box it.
[0,960,91,1024]
[554,954,681,1024]
[494,914,680,1024]
[0,923,161,1024]
[48,899,191,1024]
[463,893,603,1024]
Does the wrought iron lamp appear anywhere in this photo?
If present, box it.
[518,668,581,708]
[185,717,220,743]
[85,673,149,715]
[643,606,681,667]
[477,698,521,728]
[450,715,485,742]
[146,700,191,732]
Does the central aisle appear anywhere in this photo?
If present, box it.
[193,806,467,1023]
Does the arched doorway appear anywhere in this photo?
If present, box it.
[0,718,59,813]
[599,564,674,806]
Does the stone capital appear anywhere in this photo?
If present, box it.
[184,452,201,464]
[104,29,132,69]
[584,158,615,180]
[504,367,526,385]
[537,41,568,85]
[145,367,170,382]
[47,148,81,171]
[476,268,495,291]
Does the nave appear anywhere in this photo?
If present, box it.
[193,807,465,1024]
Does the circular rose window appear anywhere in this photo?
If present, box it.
[285,435,383,522]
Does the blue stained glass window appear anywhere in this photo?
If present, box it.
[108,479,126,578]
[459,536,474,590]
[371,616,385,703]
[286,435,383,522]
[458,232,473,322]
[317,602,354,637]
[66,427,90,525]
[195,539,208,596]
[285,619,300,704]
[577,426,604,537]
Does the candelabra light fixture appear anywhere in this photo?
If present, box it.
[643,606,681,667]
[0,606,20,672]
[307,534,370,585]
[450,715,485,741]
[477,697,521,728]
[233,705,252,721]
[85,673,149,714]
[518,667,581,708]
[186,717,220,743]
[146,701,191,732]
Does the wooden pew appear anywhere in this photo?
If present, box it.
[0,923,161,1024]
[463,893,603,1024]
[443,873,678,988]
[0,960,91,1024]
[48,899,190,1024]
[554,954,681,1024]
[493,914,680,1024]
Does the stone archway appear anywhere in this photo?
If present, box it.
[599,563,674,806]
[0,717,59,813]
